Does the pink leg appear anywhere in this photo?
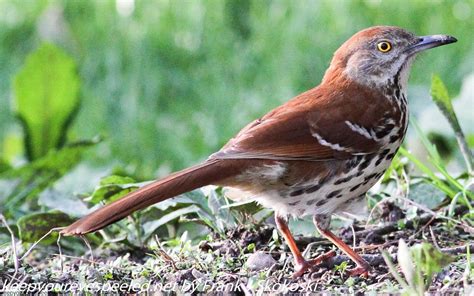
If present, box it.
[313,214,371,277]
[275,213,336,278]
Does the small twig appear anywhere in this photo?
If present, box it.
[409,215,437,240]
[356,212,436,238]
[350,224,356,249]
[365,164,409,229]
[455,131,474,175]
[358,203,473,240]
[441,244,474,255]
[365,193,392,228]
[0,214,19,274]
[380,249,411,291]
[317,244,472,270]
[398,196,437,216]
[355,240,400,251]
[294,236,329,248]
[20,227,65,261]
[463,243,471,291]
[57,232,64,272]
[81,235,95,263]
[400,196,474,233]
[429,226,441,250]
[318,253,390,269]
[154,235,178,270]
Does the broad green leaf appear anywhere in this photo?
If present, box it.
[99,175,137,186]
[17,211,75,244]
[153,188,212,213]
[89,175,141,204]
[408,182,446,209]
[13,43,80,161]
[0,140,97,218]
[151,195,198,211]
[221,199,262,215]
[208,188,223,215]
[141,204,201,241]
[90,185,138,204]
[0,224,19,238]
[411,243,454,288]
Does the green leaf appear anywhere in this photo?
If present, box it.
[17,211,75,244]
[0,140,97,217]
[89,175,140,204]
[153,188,213,215]
[0,224,19,238]
[151,195,199,211]
[430,75,457,129]
[431,75,473,174]
[408,182,446,209]
[99,175,137,186]
[221,199,262,215]
[141,204,201,241]
[13,43,80,161]
[430,74,464,137]
[90,185,138,204]
[411,243,454,288]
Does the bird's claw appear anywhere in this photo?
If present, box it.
[292,251,371,279]
[347,264,371,278]
[291,250,337,279]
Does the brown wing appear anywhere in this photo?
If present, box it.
[211,83,399,161]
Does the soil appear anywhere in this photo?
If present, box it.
[0,201,472,294]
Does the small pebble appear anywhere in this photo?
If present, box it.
[246,251,276,271]
[191,268,206,279]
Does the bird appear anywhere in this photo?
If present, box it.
[62,26,456,278]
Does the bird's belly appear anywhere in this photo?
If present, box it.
[244,145,400,218]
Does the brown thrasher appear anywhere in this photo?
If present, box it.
[62,26,456,277]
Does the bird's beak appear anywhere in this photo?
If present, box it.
[406,34,457,55]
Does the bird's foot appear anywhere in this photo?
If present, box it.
[347,262,371,278]
[291,250,337,279]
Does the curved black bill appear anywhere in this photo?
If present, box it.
[407,35,457,54]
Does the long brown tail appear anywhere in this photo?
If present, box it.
[61,159,238,235]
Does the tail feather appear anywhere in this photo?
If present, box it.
[61,159,236,235]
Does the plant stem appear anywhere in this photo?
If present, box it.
[455,131,474,176]
[399,148,457,198]
[381,250,412,292]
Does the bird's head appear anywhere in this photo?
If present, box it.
[323,26,457,91]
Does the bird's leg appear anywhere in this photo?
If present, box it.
[313,214,371,277]
[275,213,336,278]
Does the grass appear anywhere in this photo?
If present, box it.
[0,204,472,294]
[1,124,473,293]
[0,0,473,174]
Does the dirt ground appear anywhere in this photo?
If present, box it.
[1,202,472,294]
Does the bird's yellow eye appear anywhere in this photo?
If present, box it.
[377,41,392,53]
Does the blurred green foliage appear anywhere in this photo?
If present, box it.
[0,0,472,177]
[0,139,97,219]
[13,43,80,160]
